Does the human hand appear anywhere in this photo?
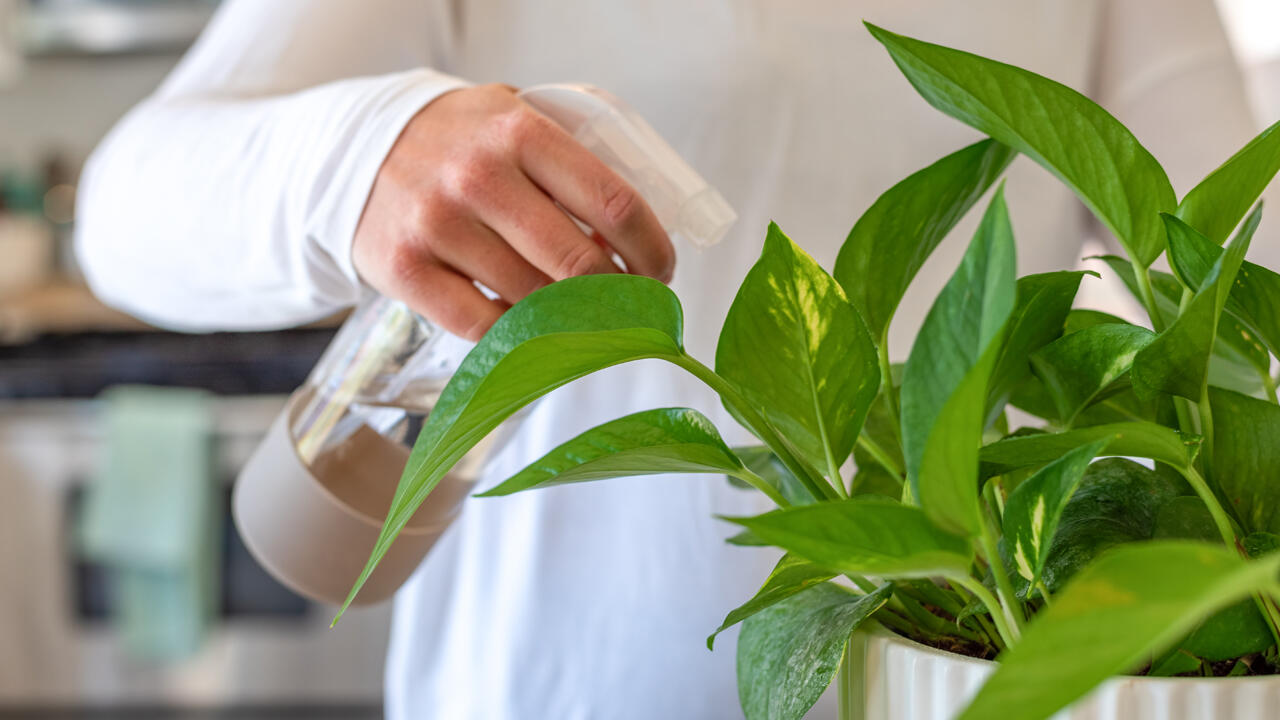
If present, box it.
[352,83,674,341]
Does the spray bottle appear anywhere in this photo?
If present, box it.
[233,84,736,606]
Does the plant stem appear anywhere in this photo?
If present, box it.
[895,588,985,644]
[950,573,1018,647]
[1174,397,1199,440]
[876,338,902,445]
[677,355,840,502]
[827,451,850,499]
[730,467,790,508]
[1263,372,1279,405]
[1178,287,1194,316]
[909,579,966,618]
[977,516,1025,632]
[855,433,904,481]
[1133,263,1167,332]
[1197,387,1215,478]
[872,605,924,638]
[948,580,1004,649]
[1253,594,1280,653]
[1177,465,1235,552]
[983,478,1005,522]
[1172,465,1280,647]
[1035,580,1053,607]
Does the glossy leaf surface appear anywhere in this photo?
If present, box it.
[726,497,972,579]
[1003,439,1108,588]
[960,543,1280,720]
[1165,208,1280,360]
[1096,254,1269,393]
[901,189,1016,535]
[985,271,1088,422]
[738,584,892,720]
[834,138,1015,339]
[708,554,835,649]
[477,408,741,497]
[717,223,879,475]
[1035,459,1181,593]
[867,23,1175,266]
[1131,214,1255,400]
[341,275,686,616]
[1210,387,1280,534]
[1152,499,1273,663]
[732,446,815,507]
[1029,323,1154,425]
[979,422,1199,479]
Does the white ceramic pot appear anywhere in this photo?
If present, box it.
[841,626,1280,720]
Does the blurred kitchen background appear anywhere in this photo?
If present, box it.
[1,1,384,718]
[1,1,1279,718]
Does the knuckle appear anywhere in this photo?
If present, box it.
[406,192,451,233]
[556,242,608,279]
[493,106,549,147]
[386,242,432,289]
[439,154,500,201]
[600,178,643,231]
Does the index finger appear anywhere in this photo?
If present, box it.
[515,114,674,282]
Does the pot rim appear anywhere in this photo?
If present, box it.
[863,623,1280,686]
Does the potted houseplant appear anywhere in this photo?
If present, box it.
[337,23,1280,720]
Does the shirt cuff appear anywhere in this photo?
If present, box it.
[307,68,471,295]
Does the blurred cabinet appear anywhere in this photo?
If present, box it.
[0,395,392,707]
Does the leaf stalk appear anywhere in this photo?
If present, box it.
[949,573,1019,647]
[677,354,840,502]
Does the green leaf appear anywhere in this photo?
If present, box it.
[1244,532,1280,558]
[1063,309,1129,334]
[1210,387,1280,535]
[866,23,1175,267]
[1152,496,1222,542]
[1029,323,1155,425]
[834,138,1015,339]
[1036,459,1181,592]
[1149,648,1202,677]
[959,542,1280,720]
[985,271,1089,423]
[737,584,892,720]
[339,274,686,617]
[716,222,879,476]
[1164,207,1280,361]
[476,408,741,497]
[1003,439,1108,589]
[979,422,1200,479]
[1152,497,1274,663]
[725,497,973,579]
[707,555,835,649]
[850,442,904,499]
[1095,254,1269,394]
[732,446,815,507]
[1131,215,1257,401]
[861,389,905,469]
[901,188,1016,535]
[726,529,769,547]
[1180,599,1273,661]
[1176,119,1280,246]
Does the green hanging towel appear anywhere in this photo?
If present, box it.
[79,385,220,662]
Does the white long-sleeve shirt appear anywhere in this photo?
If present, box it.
[76,1,1260,717]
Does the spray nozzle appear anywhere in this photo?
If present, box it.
[518,83,737,250]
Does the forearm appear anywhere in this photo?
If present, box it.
[76,69,467,331]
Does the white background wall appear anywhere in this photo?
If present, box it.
[1216,0,1280,126]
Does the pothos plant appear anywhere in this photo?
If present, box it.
[338,23,1280,720]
